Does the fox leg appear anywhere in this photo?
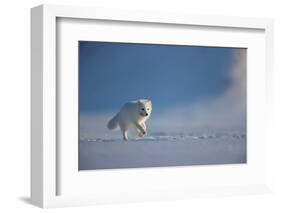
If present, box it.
[137,122,147,137]
[120,123,129,141]
[142,122,146,133]
[122,130,128,141]
[135,122,146,136]
[137,129,144,137]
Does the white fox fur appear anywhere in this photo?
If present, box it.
[107,99,152,141]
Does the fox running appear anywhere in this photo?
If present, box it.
[107,99,152,141]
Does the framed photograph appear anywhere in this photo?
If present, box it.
[78,42,247,170]
[31,4,274,208]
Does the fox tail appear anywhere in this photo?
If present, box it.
[107,114,119,130]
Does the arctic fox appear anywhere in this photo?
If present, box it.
[107,99,152,141]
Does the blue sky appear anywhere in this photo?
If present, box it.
[79,41,237,115]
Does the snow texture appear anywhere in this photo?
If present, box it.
[79,131,246,170]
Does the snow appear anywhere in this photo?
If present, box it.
[79,131,246,170]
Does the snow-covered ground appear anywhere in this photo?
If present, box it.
[79,131,246,170]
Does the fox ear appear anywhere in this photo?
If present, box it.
[137,100,142,106]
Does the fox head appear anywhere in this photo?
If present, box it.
[137,99,152,118]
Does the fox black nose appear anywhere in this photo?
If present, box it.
[145,113,148,116]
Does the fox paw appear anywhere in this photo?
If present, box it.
[138,132,144,137]
[138,131,146,137]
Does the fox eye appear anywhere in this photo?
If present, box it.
[141,108,145,111]
[147,108,149,111]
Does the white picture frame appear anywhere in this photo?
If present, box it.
[31,4,274,208]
